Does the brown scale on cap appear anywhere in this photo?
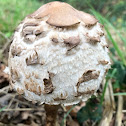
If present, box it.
[86,33,100,44]
[52,37,59,43]
[11,45,22,57]
[63,36,80,53]
[103,44,109,48]
[99,60,109,65]
[43,78,54,94]
[35,31,48,40]
[23,25,44,36]
[17,88,24,95]
[22,20,48,42]
[76,88,95,97]
[76,70,100,89]
[29,1,97,27]
[26,50,39,65]
[24,81,29,90]
[63,36,80,46]
[11,68,20,81]
[97,31,104,36]
[22,21,39,41]
[53,92,68,101]
[99,23,104,30]
[38,86,42,95]
[51,34,59,44]
[25,73,31,79]
[23,21,39,29]
[23,34,36,42]
[24,80,41,96]
[9,79,15,89]
[32,72,39,79]
[25,84,28,90]
[33,26,44,35]
[23,27,35,36]
[43,72,55,94]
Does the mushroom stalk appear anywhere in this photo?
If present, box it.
[44,104,60,126]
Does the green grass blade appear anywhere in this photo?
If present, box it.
[0,106,6,112]
[104,26,126,65]
[100,69,117,104]
[89,10,126,65]
[113,92,126,96]
[61,105,76,126]
[90,10,126,47]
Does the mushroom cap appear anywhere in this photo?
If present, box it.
[29,1,98,27]
[8,1,110,106]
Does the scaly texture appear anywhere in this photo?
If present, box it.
[8,1,110,106]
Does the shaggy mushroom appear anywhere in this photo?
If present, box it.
[6,1,110,126]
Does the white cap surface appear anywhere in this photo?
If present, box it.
[8,1,110,106]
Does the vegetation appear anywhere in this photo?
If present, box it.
[0,0,126,125]
[0,0,41,38]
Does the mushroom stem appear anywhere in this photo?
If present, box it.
[44,104,60,126]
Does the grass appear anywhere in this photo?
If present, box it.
[61,105,76,126]
[0,0,126,125]
[100,69,117,104]
[113,92,126,96]
[90,9,126,65]
[0,0,42,38]
[91,10,126,90]
[88,2,126,107]
[0,106,6,112]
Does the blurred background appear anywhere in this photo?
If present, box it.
[0,0,126,126]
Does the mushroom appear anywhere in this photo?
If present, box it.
[6,1,111,126]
